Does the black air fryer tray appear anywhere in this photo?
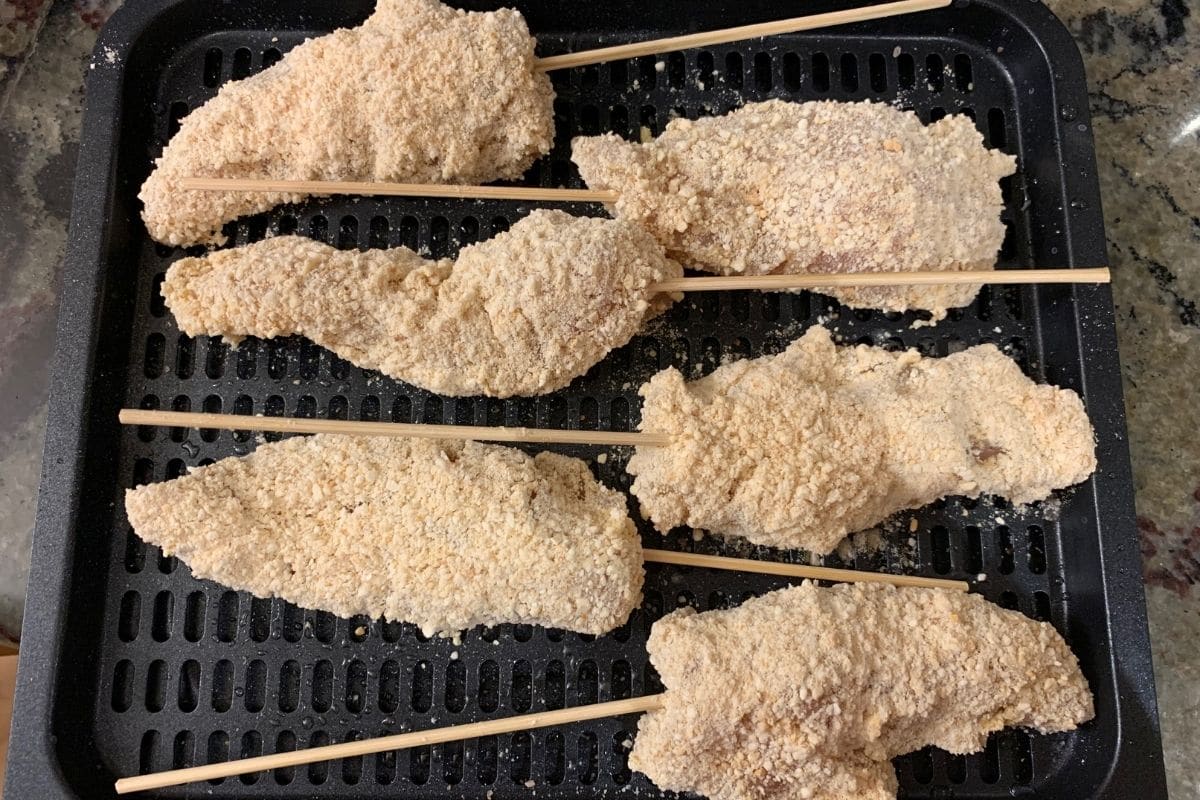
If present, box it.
[5,0,1167,798]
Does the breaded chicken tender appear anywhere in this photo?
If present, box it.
[124,435,644,636]
[573,100,1016,320]
[631,582,1093,800]
[162,210,681,397]
[628,326,1095,553]
[141,0,554,246]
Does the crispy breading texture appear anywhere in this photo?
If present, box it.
[628,326,1096,553]
[124,435,644,636]
[161,210,682,397]
[632,582,1093,800]
[573,100,1016,320]
[141,0,554,246]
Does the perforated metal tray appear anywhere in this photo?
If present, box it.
[5,0,1166,798]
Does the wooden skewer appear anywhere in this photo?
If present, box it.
[113,431,968,794]
[118,409,670,447]
[171,176,1114,291]
[651,268,1110,292]
[178,0,948,202]
[172,175,1111,288]
[113,558,966,792]
[533,0,951,71]
[179,1,955,207]
[117,411,968,584]
[641,549,967,591]
[116,410,969,585]
[115,695,664,793]
[179,177,620,203]
[142,200,1115,290]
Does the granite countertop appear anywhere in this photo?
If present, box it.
[0,0,1196,796]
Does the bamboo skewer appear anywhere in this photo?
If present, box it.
[116,409,967,575]
[179,177,620,203]
[533,0,951,71]
[170,175,1116,291]
[651,268,1110,291]
[142,202,1114,292]
[115,695,665,793]
[120,410,966,581]
[179,0,956,198]
[171,179,1117,289]
[115,555,969,793]
[119,409,669,447]
[641,549,967,591]
[114,561,965,794]
[115,410,970,586]
[114,410,969,794]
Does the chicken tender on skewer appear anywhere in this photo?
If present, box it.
[124,435,643,637]
[162,210,681,397]
[628,326,1096,553]
[141,0,554,246]
[573,99,1016,320]
[633,582,1093,800]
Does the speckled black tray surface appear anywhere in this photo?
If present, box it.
[4,0,1166,798]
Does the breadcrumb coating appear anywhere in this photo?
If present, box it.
[124,435,644,636]
[573,100,1016,320]
[631,582,1093,800]
[141,0,554,246]
[628,326,1096,553]
[162,210,681,397]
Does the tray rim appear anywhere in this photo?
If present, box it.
[3,0,1166,798]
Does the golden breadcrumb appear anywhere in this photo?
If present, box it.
[124,435,644,636]
[628,326,1096,553]
[141,0,554,246]
[573,100,1015,320]
[162,210,681,397]
[632,582,1093,800]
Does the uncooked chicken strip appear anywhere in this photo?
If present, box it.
[632,582,1093,800]
[628,326,1096,553]
[141,0,554,246]
[124,435,644,636]
[573,99,1016,320]
[162,210,681,397]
